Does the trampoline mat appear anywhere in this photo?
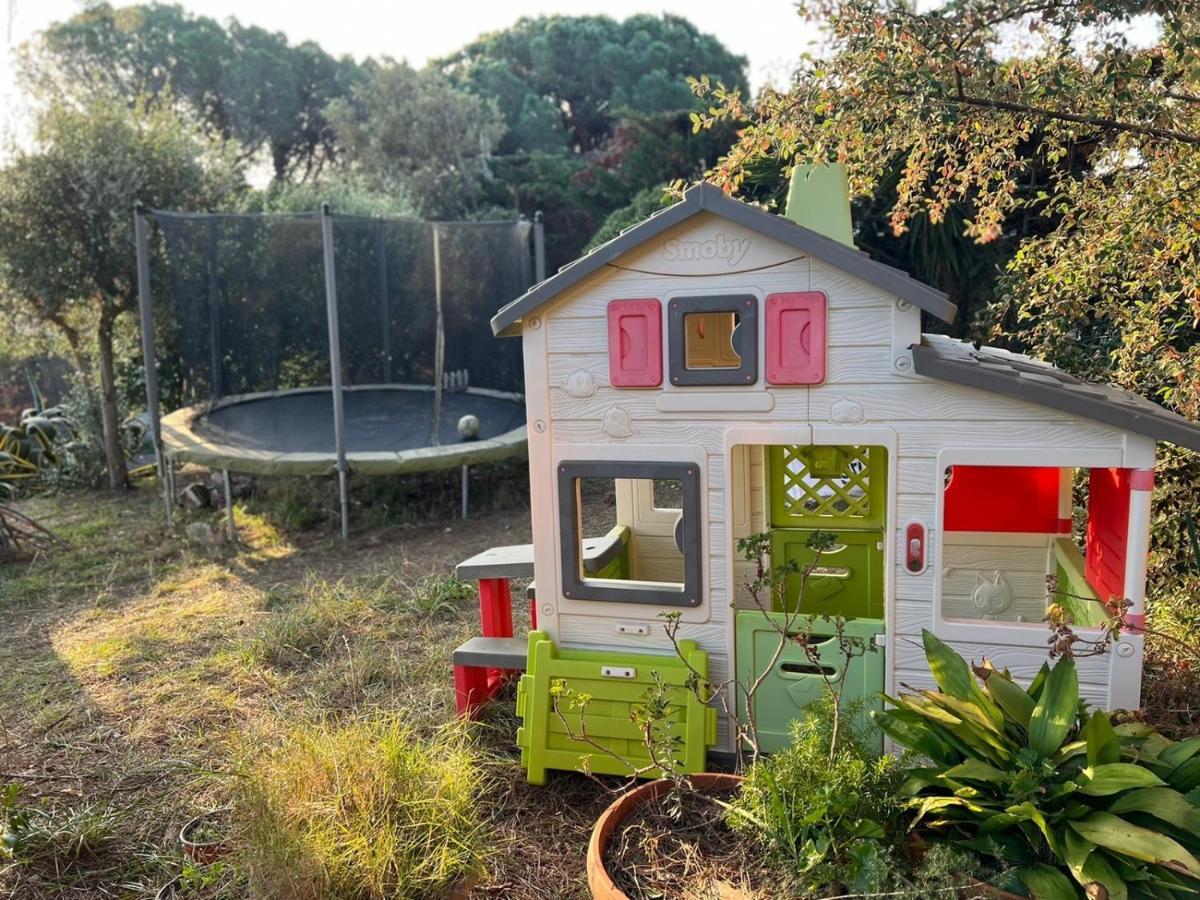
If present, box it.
[194,388,526,454]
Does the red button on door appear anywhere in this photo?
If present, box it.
[905,522,926,575]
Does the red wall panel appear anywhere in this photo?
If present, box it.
[943,465,1061,533]
[1085,468,1130,602]
[765,291,826,385]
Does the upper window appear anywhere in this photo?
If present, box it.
[683,311,743,370]
[668,294,758,386]
[558,460,702,607]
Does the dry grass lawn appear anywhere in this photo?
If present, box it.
[0,477,614,899]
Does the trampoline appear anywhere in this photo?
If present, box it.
[162,385,526,476]
[135,207,543,538]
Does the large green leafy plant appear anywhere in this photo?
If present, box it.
[875,630,1200,899]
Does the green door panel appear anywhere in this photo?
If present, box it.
[735,611,884,753]
[770,528,884,619]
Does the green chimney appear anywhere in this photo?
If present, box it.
[783,163,854,247]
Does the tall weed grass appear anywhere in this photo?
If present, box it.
[237,716,489,899]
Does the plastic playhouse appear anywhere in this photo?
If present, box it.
[451,164,1200,782]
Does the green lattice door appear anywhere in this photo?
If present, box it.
[768,445,887,529]
[767,445,887,618]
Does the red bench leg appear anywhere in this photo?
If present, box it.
[454,663,491,718]
[479,577,513,638]
[479,577,517,684]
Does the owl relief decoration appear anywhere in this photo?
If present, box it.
[971,571,1013,620]
[601,406,637,441]
[564,369,597,399]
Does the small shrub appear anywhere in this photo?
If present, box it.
[236,717,490,900]
[725,698,900,895]
[400,573,475,616]
[1,784,119,864]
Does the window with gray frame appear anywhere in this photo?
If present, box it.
[668,294,758,386]
[557,460,702,607]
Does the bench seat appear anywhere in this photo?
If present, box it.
[452,636,529,670]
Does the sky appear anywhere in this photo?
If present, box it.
[0,0,827,141]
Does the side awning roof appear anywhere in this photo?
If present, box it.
[913,334,1200,452]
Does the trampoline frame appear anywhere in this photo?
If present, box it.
[135,205,545,541]
[161,384,528,476]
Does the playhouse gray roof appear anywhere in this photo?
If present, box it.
[913,334,1200,451]
[491,182,958,335]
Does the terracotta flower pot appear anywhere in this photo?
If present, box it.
[179,810,231,865]
[586,773,744,900]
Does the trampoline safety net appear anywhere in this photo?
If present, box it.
[137,209,536,538]
[146,211,533,405]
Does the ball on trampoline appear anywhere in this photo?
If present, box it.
[457,414,481,441]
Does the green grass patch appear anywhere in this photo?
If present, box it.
[243,577,373,669]
[237,716,490,899]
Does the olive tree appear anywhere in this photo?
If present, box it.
[0,99,235,490]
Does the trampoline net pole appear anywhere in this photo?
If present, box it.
[321,205,350,541]
[206,218,223,400]
[134,205,171,527]
[377,220,392,384]
[430,224,445,447]
[534,211,546,283]
[222,469,235,542]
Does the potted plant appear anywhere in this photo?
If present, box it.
[179,809,231,865]
[875,629,1200,899]
[564,531,891,898]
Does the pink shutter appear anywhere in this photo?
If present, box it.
[607,298,662,387]
[766,291,826,385]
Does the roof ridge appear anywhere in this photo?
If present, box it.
[491,183,958,335]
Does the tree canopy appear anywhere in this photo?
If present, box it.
[22,3,362,181]
[325,61,506,219]
[432,14,749,267]
[20,7,749,269]
[440,14,749,156]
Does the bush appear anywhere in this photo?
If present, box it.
[725,698,900,895]
[237,716,490,899]
[876,630,1200,899]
